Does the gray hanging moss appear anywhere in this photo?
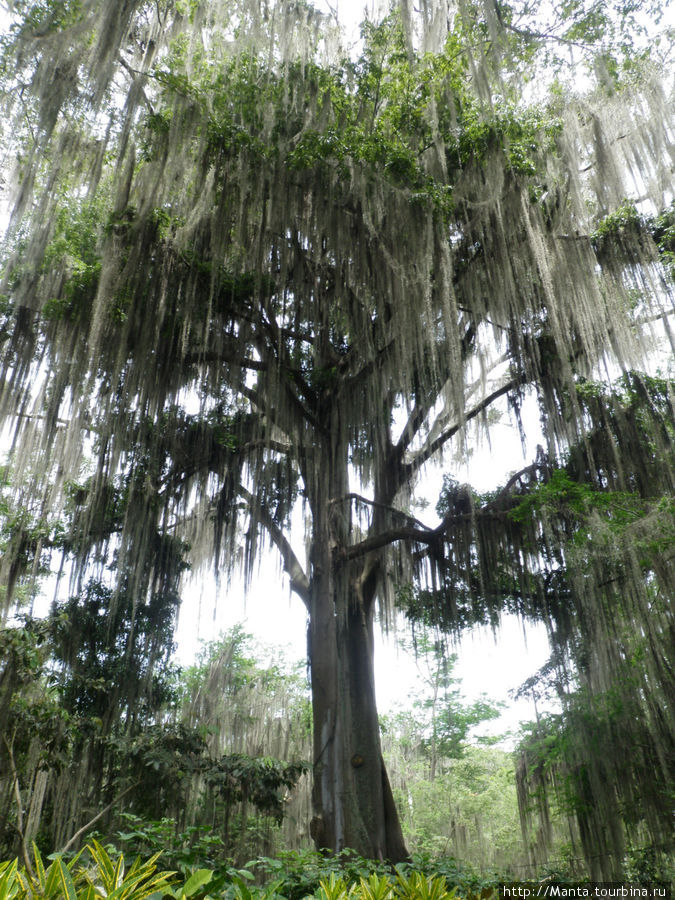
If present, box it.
[0,0,672,864]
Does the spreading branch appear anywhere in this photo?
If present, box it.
[392,324,482,466]
[403,373,527,482]
[331,493,432,533]
[184,349,269,373]
[494,3,597,51]
[343,459,548,563]
[237,486,310,607]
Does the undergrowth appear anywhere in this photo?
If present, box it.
[0,842,501,900]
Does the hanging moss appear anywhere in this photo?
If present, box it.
[0,0,672,867]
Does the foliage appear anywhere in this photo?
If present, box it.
[515,692,675,884]
[247,850,395,900]
[650,201,675,278]
[111,815,228,874]
[0,469,66,607]
[49,580,179,725]
[372,636,521,871]
[509,468,651,544]
[505,375,675,880]
[0,840,506,900]
[384,743,524,873]
[380,637,503,770]
[591,200,675,279]
[0,840,175,900]
[0,618,309,862]
[245,848,496,900]
[0,0,672,868]
[398,371,674,877]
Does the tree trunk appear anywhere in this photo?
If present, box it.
[307,545,408,861]
[300,395,408,862]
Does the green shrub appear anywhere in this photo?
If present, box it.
[0,840,176,900]
[0,843,504,900]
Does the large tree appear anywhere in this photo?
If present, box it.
[0,0,672,863]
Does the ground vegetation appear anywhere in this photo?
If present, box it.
[0,0,672,870]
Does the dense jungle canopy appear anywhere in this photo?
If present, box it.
[0,0,673,877]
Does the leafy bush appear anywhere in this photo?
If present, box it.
[0,843,501,900]
[110,814,229,872]
[247,849,496,900]
[0,840,175,900]
[248,849,393,899]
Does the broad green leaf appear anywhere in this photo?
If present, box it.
[78,885,99,900]
[178,869,213,898]
[44,858,65,898]
[0,860,21,900]
[112,855,125,891]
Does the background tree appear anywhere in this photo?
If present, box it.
[379,638,520,872]
[381,635,502,782]
[400,372,674,878]
[0,616,309,865]
[508,375,675,881]
[0,0,672,866]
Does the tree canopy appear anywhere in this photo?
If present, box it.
[0,0,673,871]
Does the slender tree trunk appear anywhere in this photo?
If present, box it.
[429,670,440,782]
[307,540,408,861]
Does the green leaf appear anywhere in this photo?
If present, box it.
[44,858,65,899]
[79,885,99,900]
[0,859,21,900]
[88,841,116,892]
[178,870,213,899]
[54,858,78,900]
[32,842,47,891]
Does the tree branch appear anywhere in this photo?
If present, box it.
[184,350,269,373]
[485,459,547,508]
[331,493,432,533]
[494,3,596,51]
[59,781,142,854]
[341,515,480,562]
[237,486,310,607]
[159,437,293,497]
[342,337,397,392]
[404,373,527,481]
[393,324,479,462]
[343,457,547,563]
[4,734,36,879]
[501,20,592,49]
[240,367,325,436]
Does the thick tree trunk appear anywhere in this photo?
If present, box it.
[301,396,408,861]
[307,548,408,862]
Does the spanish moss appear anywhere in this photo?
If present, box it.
[0,0,672,867]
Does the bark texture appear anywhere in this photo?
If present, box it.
[0,0,672,869]
[308,553,408,861]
